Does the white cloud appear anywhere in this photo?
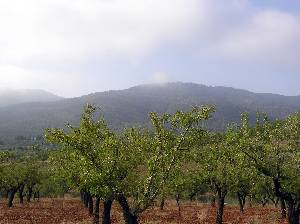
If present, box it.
[0,65,89,96]
[0,0,203,64]
[150,72,170,84]
[0,0,300,96]
[1,0,299,65]
[217,10,300,63]
[0,65,29,89]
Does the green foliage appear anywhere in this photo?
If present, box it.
[236,112,300,223]
[0,148,61,205]
[238,112,300,196]
[46,104,214,218]
[1,96,298,223]
[44,103,300,223]
[46,104,128,198]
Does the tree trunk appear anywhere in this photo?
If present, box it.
[5,190,9,199]
[34,191,40,201]
[36,191,40,201]
[93,197,100,224]
[80,190,85,203]
[261,199,268,207]
[117,193,138,224]
[286,200,300,224]
[189,191,197,202]
[7,188,17,208]
[211,195,216,207]
[88,195,94,215]
[215,188,227,224]
[248,196,253,208]
[269,195,279,208]
[160,198,165,210]
[280,197,287,219]
[84,192,89,208]
[273,197,279,208]
[19,184,25,204]
[102,197,113,224]
[237,192,246,213]
[176,193,181,216]
[273,178,299,224]
[27,187,33,202]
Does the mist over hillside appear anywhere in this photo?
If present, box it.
[0,82,299,141]
[0,89,63,107]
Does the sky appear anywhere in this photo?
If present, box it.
[0,0,300,97]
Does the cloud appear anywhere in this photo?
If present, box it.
[0,0,203,64]
[0,0,300,96]
[1,0,299,65]
[150,72,170,84]
[217,10,300,63]
[0,65,89,96]
[0,65,29,89]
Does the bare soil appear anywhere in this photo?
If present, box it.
[0,198,288,224]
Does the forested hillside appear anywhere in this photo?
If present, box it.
[0,89,63,107]
[0,82,299,141]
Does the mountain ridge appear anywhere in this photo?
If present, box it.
[0,82,299,141]
[0,88,63,107]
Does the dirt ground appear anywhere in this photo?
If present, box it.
[0,198,288,224]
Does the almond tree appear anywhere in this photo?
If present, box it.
[1,163,27,207]
[107,106,213,224]
[46,104,126,224]
[46,105,214,224]
[239,113,300,224]
[190,125,257,224]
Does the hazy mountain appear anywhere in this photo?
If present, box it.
[0,89,63,107]
[0,82,299,141]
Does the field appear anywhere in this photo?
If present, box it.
[0,198,288,224]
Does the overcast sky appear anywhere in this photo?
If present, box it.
[0,0,299,97]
